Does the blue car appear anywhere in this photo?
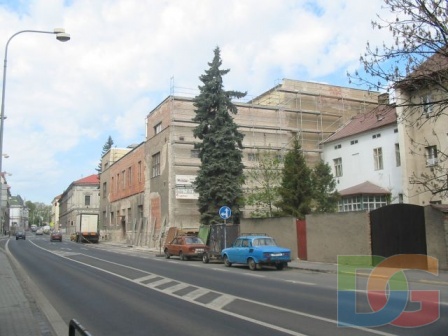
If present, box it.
[221,235,291,270]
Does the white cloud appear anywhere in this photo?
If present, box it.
[0,0,391,202]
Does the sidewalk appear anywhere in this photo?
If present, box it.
[0,239,52,336]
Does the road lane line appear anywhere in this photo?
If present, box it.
[27,240,398,336]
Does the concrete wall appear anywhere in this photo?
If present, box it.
[425,206,448,270]
[306,212,371,263]
[240,217,298,260]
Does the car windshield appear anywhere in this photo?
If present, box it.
[185,237,204,244]
[252,238,277,246]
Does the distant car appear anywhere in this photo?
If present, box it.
[50,231,62,242]
[31,225,37,232]
[221,235,291,271]
[15,231,26,240]
[164,235,209,260]
[35,228,44,235]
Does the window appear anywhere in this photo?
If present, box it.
[154,122,162,135]
[338,195,388,212]
[127,167,132,187]
[373,147,383,170]
[138,161,142,182]
[350,140,358,145]
[421,94,433,116]
[425,146,438,166]
[372,133,381,139]
[395,144,401,167]
[102,182,107,198]
[85,195,91,206]
[152,152,161,177]
[334,144,341,149]
[122,170,126,189]
[248,153,259,161]
[191,149,200,158]
[111,177,114,193]
[334,158,343,177]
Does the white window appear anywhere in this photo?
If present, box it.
[421,94,433,116]
[191,149,200,158]
[154,122,162,135]
[334,158,343,177]
[248,153,259,161]
[373,147,383,170]
[395,144,401,167]
[426,146,438,166]
[152,153,161,177]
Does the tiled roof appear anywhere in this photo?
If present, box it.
[323,104,397,143]
[74,174,99,185]
[339,181,390,197]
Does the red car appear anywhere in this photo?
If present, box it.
[164,235,209,260]
[50,231,62,242]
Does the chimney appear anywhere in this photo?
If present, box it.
[378,93,389,105]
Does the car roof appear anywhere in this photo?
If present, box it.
[238,235,272,239]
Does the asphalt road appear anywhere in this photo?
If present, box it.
[6,235,448,336]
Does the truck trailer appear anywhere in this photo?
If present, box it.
[75,213,99,243]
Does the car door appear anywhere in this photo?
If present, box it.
[238,239,252,263]
[227,238,242,262]
[168,238,181,256]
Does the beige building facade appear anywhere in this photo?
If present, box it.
[142,79,379,248]
[396,83,448,206]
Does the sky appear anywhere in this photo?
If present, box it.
[0,0,392,204]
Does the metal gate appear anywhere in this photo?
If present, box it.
[370,203,427,259]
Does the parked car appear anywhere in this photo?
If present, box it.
[35,228,44,235]
[50,231,62,242]
[221,235,291,270]
[164,235,209,260]
[15,231,26,240]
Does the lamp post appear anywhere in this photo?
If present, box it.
[0,28,70,235]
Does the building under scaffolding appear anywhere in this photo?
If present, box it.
[143,79,380,243]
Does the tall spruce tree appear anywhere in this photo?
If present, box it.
[276,136,312,219]
[96,136,114,176]
[192,47,246,225]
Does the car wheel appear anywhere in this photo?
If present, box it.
[202,252,210,264]
[223,255,232,267]
[179,251,186,261]
[164,249,170,259]
[248,258,257,271]
[275,263,285,270]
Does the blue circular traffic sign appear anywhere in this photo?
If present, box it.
[219,206,232,220]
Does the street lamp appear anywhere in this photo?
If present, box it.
[0,28,70,234]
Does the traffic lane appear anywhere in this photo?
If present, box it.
[10,240,404,336]
[9,239,295,336]
[23,239,448,336]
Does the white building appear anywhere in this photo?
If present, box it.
[322,96,403,211]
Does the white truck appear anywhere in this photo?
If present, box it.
[74,213,99,243]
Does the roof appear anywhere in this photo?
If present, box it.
[73,174,99,185]
[322,104,397,144]
[338,181,390,197]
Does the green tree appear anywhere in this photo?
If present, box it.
[276,137,312,219]
[311,160,339,213]
[96,136,114,176]
[192,47,246,225]
[245,150,282,218]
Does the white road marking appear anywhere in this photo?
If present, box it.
[27,240,398,336]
